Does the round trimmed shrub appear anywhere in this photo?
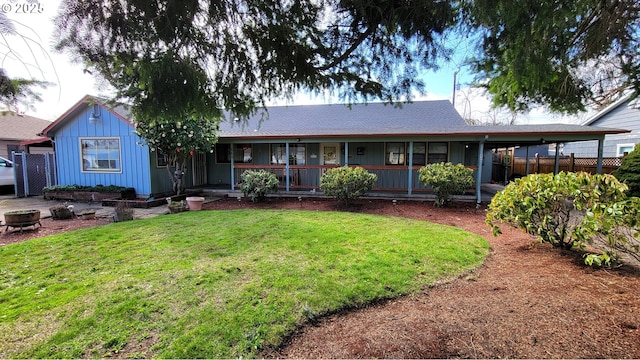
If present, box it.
[320,166,377,205]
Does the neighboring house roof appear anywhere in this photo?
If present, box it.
[0,112,52,141]
[40,94,132,137]
[581,92,639,126]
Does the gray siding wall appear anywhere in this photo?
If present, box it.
[563,100,640,157]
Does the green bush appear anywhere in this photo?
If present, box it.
[614,143,640,197]
[320,166,377,205]
[418,162,474,207]
[486,172,637,266]
[240,170,279,202]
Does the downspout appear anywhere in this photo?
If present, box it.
[525,146,530,175]
[596,136,604,174]
[407,141,414,195]
[476,135,488,205]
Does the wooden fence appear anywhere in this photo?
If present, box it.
[510,154,622,176]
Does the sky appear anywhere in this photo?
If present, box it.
[2,0,587,125]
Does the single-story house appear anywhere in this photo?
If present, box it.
[0,112,53,158]
[40,95,629,203]
[562,93,640,157]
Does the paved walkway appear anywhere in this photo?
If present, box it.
[0,194,172,222]
[0,183,505,223]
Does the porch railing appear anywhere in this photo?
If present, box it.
[232,164,472,194]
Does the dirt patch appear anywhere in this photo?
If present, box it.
[3,196,640,358]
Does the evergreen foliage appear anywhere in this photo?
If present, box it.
[53,1,640,116]
[614,143,640,197]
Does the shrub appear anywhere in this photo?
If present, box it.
[418,162,474,207]
[582,196,640,267]
[486,172,636,266]
[614,143,640,197]
[320,166,377,205]
[240,170,279,202]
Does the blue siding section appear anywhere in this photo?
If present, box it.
[51,106,155,196]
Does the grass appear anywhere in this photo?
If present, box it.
[0,209,489,358]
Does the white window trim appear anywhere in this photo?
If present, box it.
[617,143,635,157]
[80,137,123,173]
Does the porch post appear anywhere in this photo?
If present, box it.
[230,145,235,191]
[476,136,487,204]
[344,142,349,165]
[596,137,604,174]
[285,142,290,191]
[407,141,414,195]
[554,143,560,174]
[525,146,530,175]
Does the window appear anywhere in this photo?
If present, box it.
[412,142,426,166]
[617,143,635,157]
[216,144,252,163]
[81,138,121,172]
[385,142,405,165]
[156,151,168,167]
[427,142,448,164]
[271,144,305,165]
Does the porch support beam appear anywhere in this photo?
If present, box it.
[344,142,349,165]
[554,143,560,174]
[476,136,487,204]
[407,141,414,195]
[285,142,290,191]
[230,145,235,191]
[597,137,605,174]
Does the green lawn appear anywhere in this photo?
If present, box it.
[0,209,489,358]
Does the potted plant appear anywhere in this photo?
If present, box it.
[113,202,135,222]
[167,200,187,214]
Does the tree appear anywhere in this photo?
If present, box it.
[614,143,640,198]
[54,0,640,119]
[462,0,640,113]
[133,117,218,195]
[54,0,456,122]
[0,11,52,113]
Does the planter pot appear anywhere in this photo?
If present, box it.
[186,196,205,211]
[4,210,41,232]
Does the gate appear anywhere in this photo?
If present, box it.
[12,152,57,197]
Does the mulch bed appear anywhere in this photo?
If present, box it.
[3,196,639,358]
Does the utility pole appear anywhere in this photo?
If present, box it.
[452,70,458,107]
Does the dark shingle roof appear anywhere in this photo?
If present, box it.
[219,101,467,137]
[219,101,628,139]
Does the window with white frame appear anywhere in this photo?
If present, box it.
[81,138,121,172]
[617,143,636,157]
